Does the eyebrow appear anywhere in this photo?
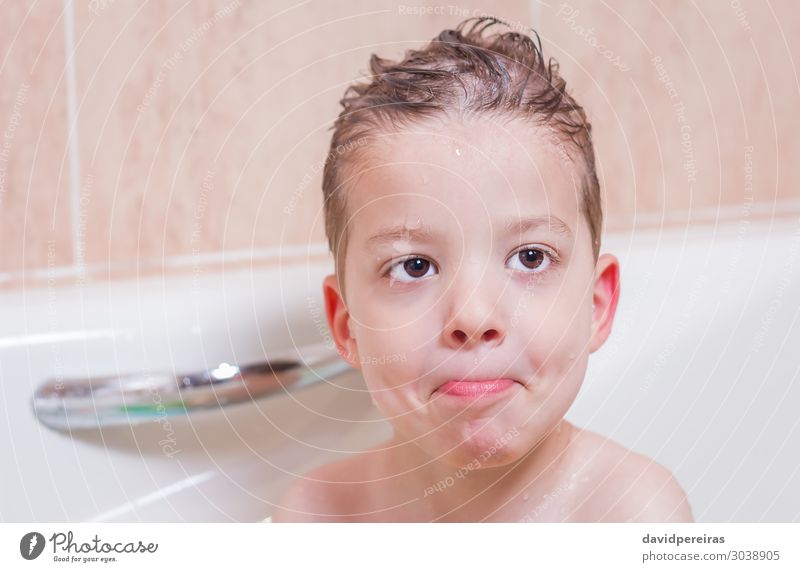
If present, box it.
[365,215,572,251]
[503,215,573,238]
[365,223,437,251]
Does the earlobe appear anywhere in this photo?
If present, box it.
[589,254,621,353]
[322,274,361,369]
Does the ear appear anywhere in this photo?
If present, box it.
[589,253,621,353]
[322,274,361,370]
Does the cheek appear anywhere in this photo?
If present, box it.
[519,286,588,340]
[512,285,592,386]
[359,357,425,426]
[352,317,427,361]
[521,300,590,412]
[349,288,442,357]
[353,326,427,396]
[525,269,592,337]
[349,285,438,332]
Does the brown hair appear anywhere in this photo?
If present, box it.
[322,16,601,297]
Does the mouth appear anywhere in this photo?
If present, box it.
[432,377,522,400]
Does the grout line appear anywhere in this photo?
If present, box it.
[62,0,82,268]
[606,200,800,229]
[530,0,543,27]
[4,198,798,286]
[0,243,332,285]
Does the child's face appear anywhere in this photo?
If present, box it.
[324,115,619,468]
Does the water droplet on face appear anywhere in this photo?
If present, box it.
[522,492,529,501]
[455,148,461,156]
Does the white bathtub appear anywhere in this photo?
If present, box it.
[570,216,800,522]
[1,217,798,522]
[0,260,392,522]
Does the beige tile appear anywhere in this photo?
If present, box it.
[0,3,72,282]
[539,0,800,230]
[73,0,530,277]
[6,0,796,290]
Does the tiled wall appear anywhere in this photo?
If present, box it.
[2,0,798,289]
[1,3,73,281]
[538,0,800,229]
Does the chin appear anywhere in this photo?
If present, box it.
[426,418,527,469]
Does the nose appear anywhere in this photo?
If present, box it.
[443,275,507,350]
[448,324,503,348]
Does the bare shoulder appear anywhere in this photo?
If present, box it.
[568,426,694,523]
[270,451,376,523]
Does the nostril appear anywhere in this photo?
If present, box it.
[453,330,467,344]
[451,329,501,345]
[482,329,500,342]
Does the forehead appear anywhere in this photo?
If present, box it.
[344,115,585,244]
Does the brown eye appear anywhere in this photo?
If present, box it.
[507,246,554,273]
[403,258,430,278]
[386,257,436,283]
[519,249,545,269]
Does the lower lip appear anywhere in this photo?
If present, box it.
[437,378,517,398]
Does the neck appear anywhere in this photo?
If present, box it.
[388,419,575,521]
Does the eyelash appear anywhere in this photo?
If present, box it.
[382,245,561,283]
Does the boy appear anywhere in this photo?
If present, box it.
[273,17,693,522]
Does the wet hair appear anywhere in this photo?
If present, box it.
[322,16,601,296]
